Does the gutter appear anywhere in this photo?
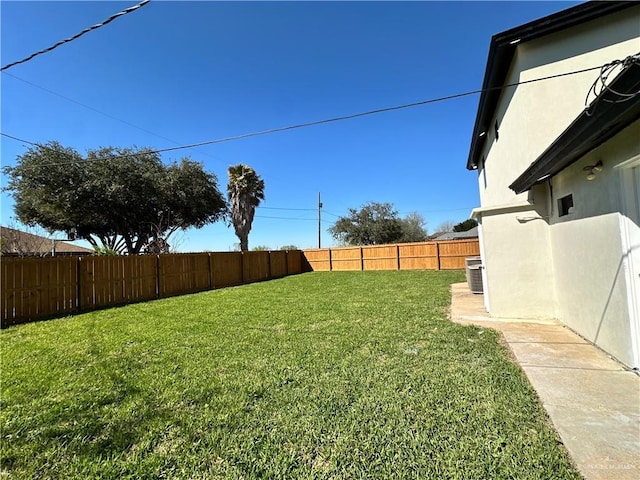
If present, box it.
[509,59,640,194]
[466,1,637,171]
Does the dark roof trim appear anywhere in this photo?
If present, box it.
[466,1,636,170]
[509,61,640,194]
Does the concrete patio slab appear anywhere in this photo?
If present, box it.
[510,342,625,371]
[496,322,590,344]
[450,282,640,480]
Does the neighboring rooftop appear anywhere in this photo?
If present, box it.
[0,226,93,256]
[433,226,479,241]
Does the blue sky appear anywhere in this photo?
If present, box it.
[1,0,579,251]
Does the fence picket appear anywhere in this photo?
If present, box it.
[303,240,479,272]
[0,241,477,327]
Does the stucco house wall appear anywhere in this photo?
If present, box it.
[477,207,556,319]
[548,122,639,367]
[470,3,640,368]
[478,7,639,208]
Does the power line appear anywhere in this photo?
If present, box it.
[585,53,640,115]
[322,211,342,218]
[255,215,321,222]
[0,56,627,167]
[1,0,150,71]
[406,207,475,214]
[1,132,39,147]
[2,72,179,143]
[258,206,316,212]
[115,62,608,156]
[323,207,476,218]
[1,71,223,162]
[256,206,474,218]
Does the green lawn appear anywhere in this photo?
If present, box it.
[1,271,580,479]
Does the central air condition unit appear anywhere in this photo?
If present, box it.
[465,256,483,294]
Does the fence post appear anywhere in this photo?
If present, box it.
[436,242,441,271]
[328,249,333,272]
[76,256,82,313]
[267,251,272,279]
[396,244,400,270]
[241,252,245,283]
[360,247,364,271]
[208,253,213,290]
[120,256,126,302]
[156,255,161,298]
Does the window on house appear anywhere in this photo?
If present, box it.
[558,194,573,217]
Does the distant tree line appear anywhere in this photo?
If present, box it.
[453,219,477,232]
[3,142,266,254]
[329,202,478,246]
[328,202,428,246]
[5,141,475,254]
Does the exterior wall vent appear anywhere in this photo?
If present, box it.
[558,194,573,217]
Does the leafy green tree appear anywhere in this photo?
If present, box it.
[453,219,478,232]
[329,202,403,246]
[280,245,299,251]
[399,212,428,243]
[251,245,270,251]
[91,245,119,256]
[227,164,265,252]
[3,142,227,254]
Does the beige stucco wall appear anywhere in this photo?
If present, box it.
[478,5,640,207]
[549,122,639,221]
[478,205,556,319]
[474,6,640,366]
[550,214,632,365]
[548,122,640,367]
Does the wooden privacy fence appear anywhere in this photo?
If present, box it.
[1,241,478,327]
[302,239,480,272]
[1,250,304,327]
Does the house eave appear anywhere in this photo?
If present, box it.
[466,1,637,171]
[509,60,640,194]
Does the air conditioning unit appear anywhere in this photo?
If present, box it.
[465,256,483,294]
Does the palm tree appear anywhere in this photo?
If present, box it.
[227,164,265,251]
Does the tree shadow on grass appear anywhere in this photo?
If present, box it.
[4,320,191,475]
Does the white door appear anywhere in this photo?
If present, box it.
[619,160,640,369]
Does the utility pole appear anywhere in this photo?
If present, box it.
[318,192,323,248]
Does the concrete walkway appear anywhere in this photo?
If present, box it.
[450,283,640,480]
